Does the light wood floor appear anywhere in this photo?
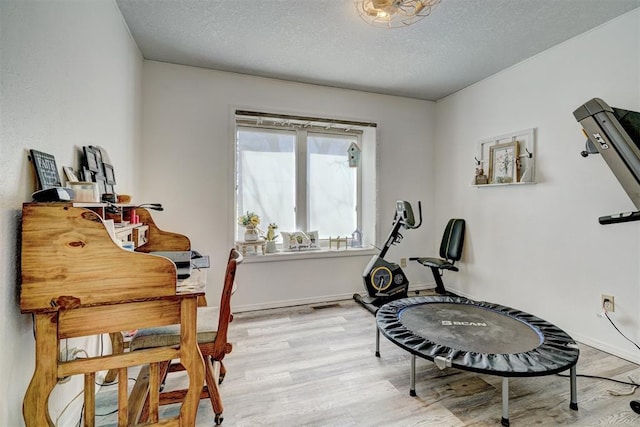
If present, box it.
[96,298,640,426]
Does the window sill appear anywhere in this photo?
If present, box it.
[240,246,377,263]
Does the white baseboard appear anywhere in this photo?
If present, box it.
[233,283,440,313]
[233,292,357,312]
[566,333,640,365]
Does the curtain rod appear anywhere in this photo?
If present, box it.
[235,110,377,128]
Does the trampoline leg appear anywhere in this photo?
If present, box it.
[375,328,380,357]
[410,354,416,397]
[501,377,510,426]
[570,365,578,410]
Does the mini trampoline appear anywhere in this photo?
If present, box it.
[376,296,580,426]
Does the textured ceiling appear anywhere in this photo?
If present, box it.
[115,0,640,101]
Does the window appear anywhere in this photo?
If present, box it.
[235,111,376,247]
[307,133,358,236]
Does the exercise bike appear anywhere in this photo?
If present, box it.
[354,200,422,313]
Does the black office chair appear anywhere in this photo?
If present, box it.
[410,218,465,294]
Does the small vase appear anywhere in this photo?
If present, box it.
[244,225,259,241]
[265,240,277,254]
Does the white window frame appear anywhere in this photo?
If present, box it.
[233,110,378,260]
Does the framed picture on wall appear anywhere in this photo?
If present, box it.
[489,141,519,184]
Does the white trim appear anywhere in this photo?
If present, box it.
[231,282,440,313]
[230,103,380,251]
[232,293,356,312]
[568,333,640,365]
[234,118,367,240]
[240,246,377,263]
[228,105,239,248]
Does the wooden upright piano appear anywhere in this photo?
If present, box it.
[20,202,203,427]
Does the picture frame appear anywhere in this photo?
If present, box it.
[489,141,519,184]
[103,163,116,185]
[82,167,93,182]
[476,129,536,186]
[63,166,79,183]
[83,146,100,173]
[29,150,62,190]
[93,146,105,176]
[281,230,319,251]
[94,174,107,196]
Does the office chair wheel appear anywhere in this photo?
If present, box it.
[218,372,225,384]
[215,413,224,425]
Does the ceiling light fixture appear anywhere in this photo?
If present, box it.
[354,0,441,28]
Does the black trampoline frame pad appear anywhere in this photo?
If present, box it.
[376,296,579,377]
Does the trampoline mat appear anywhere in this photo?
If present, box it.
[377,296,579,377]
[400,303,542,355]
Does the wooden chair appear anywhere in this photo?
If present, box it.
[128,248,243,425]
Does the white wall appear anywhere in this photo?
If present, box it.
[0,1,142,424]
[2,1,636,423]
[434,9,640,362]
[140,62,438,311]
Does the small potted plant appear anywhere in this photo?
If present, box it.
[264,223,278,253]
[238,211,260,241]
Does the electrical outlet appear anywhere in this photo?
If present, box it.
[601,294,615,312]
[400,258,407,268]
